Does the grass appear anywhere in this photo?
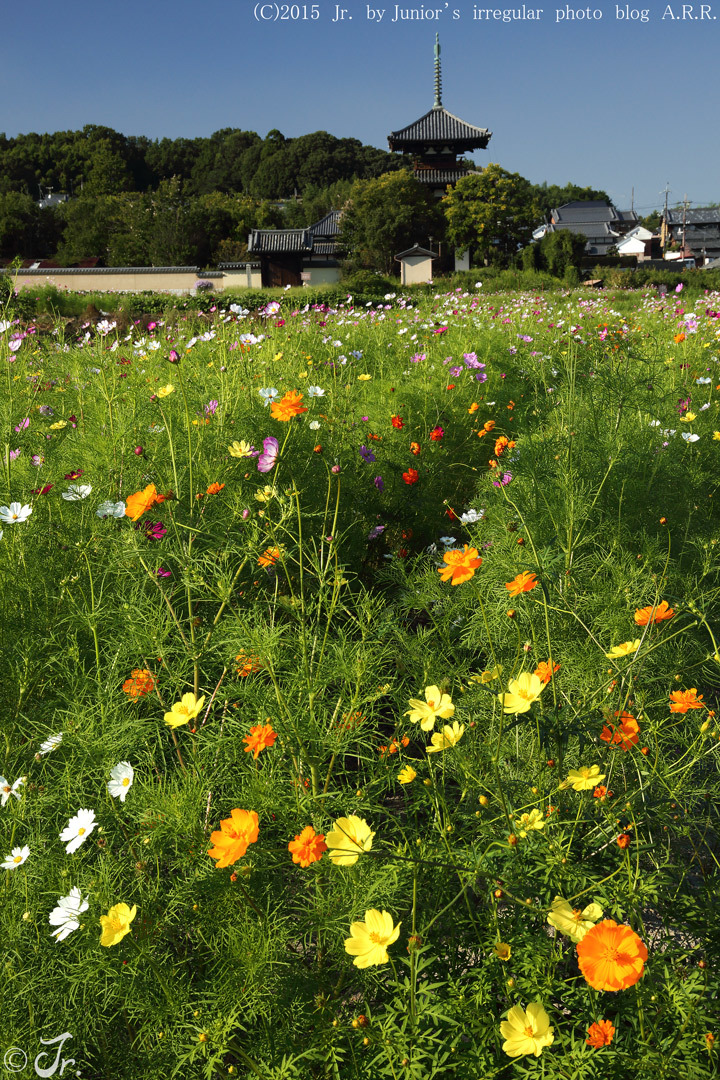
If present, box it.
[0,282,719,1079]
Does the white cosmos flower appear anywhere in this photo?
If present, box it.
[0,776,25,806]
[0,502,33,524]
[60,809,97,854]
[96,500,126,519]
[682,432,700,442]
[2,845,30,870]
[309,420,321,430]
[49,886,89,941]
[39,732,63,755]
[108,762,134,802]
[62,485,92,501]
[460,508,485,524]
[307,386,325,397]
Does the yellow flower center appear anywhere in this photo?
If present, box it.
[369,931,384,944]
[524,1025,535,1038]
[13,855,22,864]
[122,778,130,786]
[78,828,86,836]
[427,700,436,710]
[2,785,10,793]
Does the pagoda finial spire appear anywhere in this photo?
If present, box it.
[433,33,442,108]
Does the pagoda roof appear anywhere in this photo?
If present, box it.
[388,105,491,152]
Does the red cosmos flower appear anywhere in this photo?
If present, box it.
[410,441,421,455]
[403,469,419,485]
[391,415,404,429]
[31,484,54,495]
[429,426,444,441]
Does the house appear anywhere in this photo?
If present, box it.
[537,201,639,257]
[247,210,342,288]
[661,208,720,266]
[615,225,660,261]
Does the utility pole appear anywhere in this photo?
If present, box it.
[681,193,689,258]
[661,183,671,254]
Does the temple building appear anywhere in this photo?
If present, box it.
[388,36,492,199]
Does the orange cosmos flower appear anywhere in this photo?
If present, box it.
[125,483,159,521]
[438,545,482,585]
[483,420,496,432]
[391,415,404,429]
[258,547,281,567]
[634,600,675,625]
[576,920,647,991]
[506,571,538,597]
[410,441,421,455]
[468,402,479,413]
[429,426,444,441]
[122,668,156,699]
[534,660,560,684]
[403,468,419,485]
[674,333,686,344]
[593,785,609,800]
[243,723,278,760]
[669,688,704,713]
[288,826,327,867]
[206,482,225,495]
[617,832,631,849]
[586,1020,615,1048]
[494,435,509,456]
[236,651,263,677]
[208,808,259,868]
[270,390,307,421]
[600,711,640,751]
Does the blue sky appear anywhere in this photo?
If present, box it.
[2,0,718,214]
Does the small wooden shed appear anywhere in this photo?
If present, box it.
[395,243,439,286]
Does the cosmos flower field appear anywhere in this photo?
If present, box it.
[1,282,719,1078]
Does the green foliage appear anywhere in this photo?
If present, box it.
[0,285,719,1078]
[339,171,442,275]
[443,164,541,267]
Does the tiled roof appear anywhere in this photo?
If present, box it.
[388,106,491,150]
[311,242,341,256]
[413,167,477,185]
[665,208,720,225]
[1,266,199,275]
[552,201,617,224]
[309,210,342,238]
[248,229,312,254]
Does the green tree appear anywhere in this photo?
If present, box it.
[339,171,440,275]
[443,165,539,267]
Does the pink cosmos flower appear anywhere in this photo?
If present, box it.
[257,437,279,474]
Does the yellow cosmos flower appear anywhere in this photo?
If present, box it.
[547,896,603,943]
[272,352,283,362]
[405,685,454,732]
[357,374,372,381]
[426,721,465,754]
[255,486,277,503]
[561,765,606,791]
[397,766,417,785]
[498,672,545,714]
[99,902,137,947]
[713,431,720,440]
[501,1003,554,1058]
[605,639,641,659]
[344,909,400,968]
[164,692,206,728]
[494,941,512,961]
[49,420,67,430]
[517,808,545,838]
[325,815,375,866]
[228,440,257,458]
[156,384,175,398]
[680,412,697,422]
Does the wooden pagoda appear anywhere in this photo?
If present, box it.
[388,36,492,198]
